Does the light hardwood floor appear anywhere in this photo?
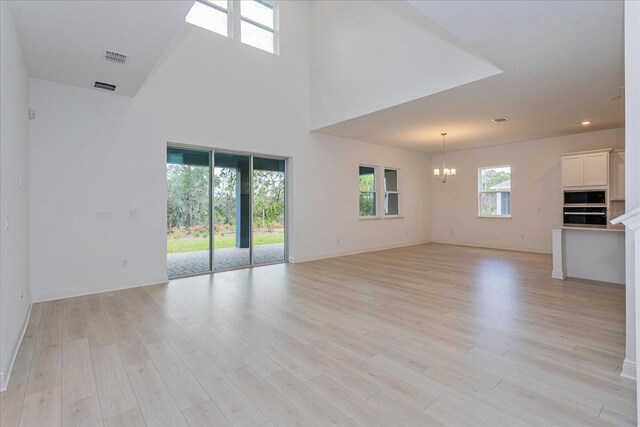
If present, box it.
[1,243,636,426]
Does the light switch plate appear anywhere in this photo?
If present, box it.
[97,211,112,220]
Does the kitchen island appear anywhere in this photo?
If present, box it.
[551,225,625,284]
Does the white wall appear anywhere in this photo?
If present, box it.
[430,128,624,253]
[0,1,31,391]
[28,1,431,302]
[624,0,640,381]
[308,0,501,130]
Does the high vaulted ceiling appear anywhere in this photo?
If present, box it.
[9,0,624,152]
[9,0,193,96]
[315,0,625,153]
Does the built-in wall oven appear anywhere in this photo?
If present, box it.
[564,190,606,205]
[563,190,607,227]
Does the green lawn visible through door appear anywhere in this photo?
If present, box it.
[167,233,285,254]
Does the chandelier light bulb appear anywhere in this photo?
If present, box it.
[433,132,456,183]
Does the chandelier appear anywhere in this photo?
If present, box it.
[433,132,456,183]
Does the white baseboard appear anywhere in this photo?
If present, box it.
[289,240,431,264]
[431,239,551,255]
[32,275,169,303]
[621,359,636,380]
[0,302,32,392]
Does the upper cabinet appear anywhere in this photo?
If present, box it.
[611,150,625,200]
[561,150,609,188]
[583,152,609,186]
[561,155,585,187]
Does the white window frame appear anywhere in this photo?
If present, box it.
[239,0,279,55]
[478,165,512,218]
[186,0,279,55]
[384,168,401,217]
[358,164,378,219]
[187,0,232,38]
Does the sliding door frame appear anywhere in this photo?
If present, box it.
[166,144,214,279]
[249,153,289,267]
[167,142,288,276]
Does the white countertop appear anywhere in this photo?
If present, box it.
[551,225,625,233]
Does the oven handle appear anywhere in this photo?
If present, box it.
[564,212,607,216]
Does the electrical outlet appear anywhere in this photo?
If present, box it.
[20,288,24,300]
[336,237,340,244]
[129,210,138,219]
[521,234,525,240]
[122,259,128,267]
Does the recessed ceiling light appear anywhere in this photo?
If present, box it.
[492,117,509,123]
[581,121,591,125]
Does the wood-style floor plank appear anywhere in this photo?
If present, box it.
[265,370,359,427]
[0,303,43,427]
[0,243,635,426]
[91,344,138,419]
[227,366,316,426]
[102,408,146,427]
[18,386,61,427]
[143,340,209,410]
[125,360,188,427]
[182,399,231,427]
[26,301,62,396]
[181,351,267,427]
[61,338,97,404]
[61,394,103,427]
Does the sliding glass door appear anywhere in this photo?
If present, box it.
[213,153,252,271]
[167,146,287,277]
[166,147,212,278]
[252,157,286,265]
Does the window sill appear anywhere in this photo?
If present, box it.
[384,215,404,219]
[478,215,512,219]
[358,216,382,220]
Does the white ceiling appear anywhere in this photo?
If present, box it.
[9,0,193,96]
[315,0,625,153]
[308,0,503,131]
[8,0,624,150]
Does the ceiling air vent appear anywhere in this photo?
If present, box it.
[94,81,116,92]
[492,117,510,123]
[104,50,127,64]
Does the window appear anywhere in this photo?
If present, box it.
[185,1,279,55]
[479,166,511,217]
[359,166,376,217]
[186,0,230,37]
[241,0,277,53]
[384,168,399,216]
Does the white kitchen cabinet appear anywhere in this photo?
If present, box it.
[583,152,609,186]
[561,155,585,187]
[611,150,625,200]
[561,150,609,188]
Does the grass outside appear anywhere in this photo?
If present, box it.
[167,233,284,254]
